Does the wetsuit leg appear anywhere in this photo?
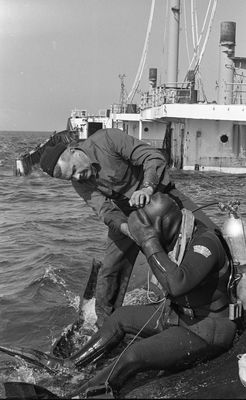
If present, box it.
[67,303,169,397]
[73,325,210,396]
[104,314,236,391]
[179,314,236,351]
[95,229,139,326]
[74,310,236,395]
[108,326,210,389]
[103,302,166,337]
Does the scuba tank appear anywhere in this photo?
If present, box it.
[220,200,246,318]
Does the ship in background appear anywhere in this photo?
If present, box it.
[14,108,113,175]
[110,0,246,173]
[66,109,112,139]
[14,0,246,176]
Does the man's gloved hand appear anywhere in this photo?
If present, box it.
[128,208,163,258]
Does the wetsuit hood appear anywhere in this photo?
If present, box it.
[143,192,182,250]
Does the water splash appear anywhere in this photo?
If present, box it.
[41,265,81,311]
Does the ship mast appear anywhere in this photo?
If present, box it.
[118,74,127,113]
[166,0,180,88]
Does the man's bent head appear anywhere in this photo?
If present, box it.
[40,144,93,182]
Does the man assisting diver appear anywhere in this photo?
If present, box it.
[0,193,237,399]
[39,128,217,327]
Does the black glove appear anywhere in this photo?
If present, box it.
[128,208,163,258]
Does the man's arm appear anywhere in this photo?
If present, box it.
[106,129,170,207]
[72,180,132,237]
[146,236,219,296]
[128,209,222,296]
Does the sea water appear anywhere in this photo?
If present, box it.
[0,130,246,397]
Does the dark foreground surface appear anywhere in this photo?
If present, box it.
[122,329,246,399]
[3,327,246,399]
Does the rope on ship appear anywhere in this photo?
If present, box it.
[193,0,218,75]
[182,0,217,102]
[183,0,216,79]
[183,0,191,65]
[127,0,156,104]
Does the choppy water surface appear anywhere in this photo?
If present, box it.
[0,130,246,398]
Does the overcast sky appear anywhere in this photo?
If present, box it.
[1,0,246,131]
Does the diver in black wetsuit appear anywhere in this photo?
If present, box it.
[0,193,237,399]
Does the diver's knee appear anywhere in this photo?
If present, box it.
[214,319,237,350]
[108,306,129,326]
[120,347,142,368]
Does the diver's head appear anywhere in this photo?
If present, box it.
[143,192,182,251]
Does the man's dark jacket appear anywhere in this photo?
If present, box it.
[72,128,169,232]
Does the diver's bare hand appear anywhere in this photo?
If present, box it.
[129,187,154,208]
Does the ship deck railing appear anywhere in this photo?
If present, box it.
[140,84,197,110]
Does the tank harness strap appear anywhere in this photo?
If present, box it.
[150,208,195,290]
[168,208,195,265]
[172,298,229,318]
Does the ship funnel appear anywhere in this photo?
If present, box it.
[149,68,157,89]
[220,21,236,47]
[217,21,236,104]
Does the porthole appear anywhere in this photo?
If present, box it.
[220,134,228,143]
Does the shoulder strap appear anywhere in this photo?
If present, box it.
[168,209,195,265]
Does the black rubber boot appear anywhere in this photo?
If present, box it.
[68,328,122,370]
